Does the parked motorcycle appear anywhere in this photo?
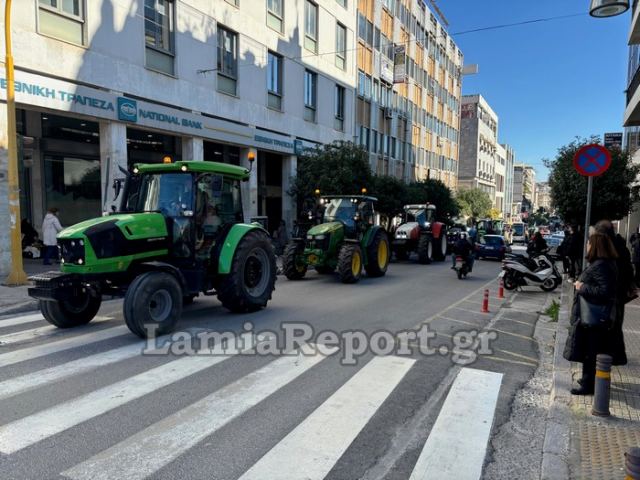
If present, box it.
[453,255,470,279]
[500,250,562,292]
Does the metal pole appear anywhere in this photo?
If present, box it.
[582,176,593,272]
[3,0,27,285]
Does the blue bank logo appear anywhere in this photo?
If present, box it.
[117,97,137,122]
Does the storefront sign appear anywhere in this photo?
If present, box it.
[380,57,394,84]
[393,45,406,84]
[604,132,623,150]
[117,97,138,122]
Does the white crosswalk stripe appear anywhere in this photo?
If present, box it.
[0,324,129,368]
[0,347,240,453]
[62,343,335,480]
[0,316,110,346]
[409,368,503,480]
[0,313,45,328]
[239,355,415,480]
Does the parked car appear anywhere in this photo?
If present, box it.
[475,235,511,261]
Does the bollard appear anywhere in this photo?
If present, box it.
[625,447,640,479]
[481,289,489,313]
[498,279,505,299]
[592,354,613,417]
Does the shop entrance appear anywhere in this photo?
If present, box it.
[257,151,283,235]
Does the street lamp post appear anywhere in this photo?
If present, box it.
[3,0,28,286]
[589,0,630,17]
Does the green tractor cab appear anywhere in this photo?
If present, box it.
[28,160,277,338]
[282,195,390,283]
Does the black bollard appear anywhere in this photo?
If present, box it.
[626,447,640,479]
[592,354,613,417]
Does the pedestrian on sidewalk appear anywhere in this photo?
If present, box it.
[42,207,63,266]
[594,219,633,366]
[563,232,618,395]
[568,224,583,280]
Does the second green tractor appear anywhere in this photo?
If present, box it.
[282,195,390,283]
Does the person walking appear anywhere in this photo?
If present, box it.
[568,224,584,280]
[563,232,619,395]
[42,207,63,265]
[558,226,572,274]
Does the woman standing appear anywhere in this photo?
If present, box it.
[563,232,618,395]
[42,207,63,265]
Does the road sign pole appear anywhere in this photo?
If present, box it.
[582,176,593,272]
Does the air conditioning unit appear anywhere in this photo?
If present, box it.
[384,107,393,119]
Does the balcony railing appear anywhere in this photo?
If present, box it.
[628,66,640,105]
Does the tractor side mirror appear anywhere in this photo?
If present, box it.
[112,178,123,201]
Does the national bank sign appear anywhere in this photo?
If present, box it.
[117,97,137,122]
[117,96,202,130]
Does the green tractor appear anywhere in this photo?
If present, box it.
[28,161,277,338]
[282,195,390,283]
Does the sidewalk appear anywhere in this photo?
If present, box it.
[0,259,57,316]
[544,280,640,479]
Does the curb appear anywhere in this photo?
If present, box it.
[540,279,573,480]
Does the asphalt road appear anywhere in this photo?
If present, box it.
[0,252,546,480]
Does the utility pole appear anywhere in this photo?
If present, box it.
[3,0,28,286]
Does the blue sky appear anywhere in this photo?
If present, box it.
[440,0,630,181]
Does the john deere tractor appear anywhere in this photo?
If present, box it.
[282,195,390,283]
[392,204,448,263]
[28,161,277,338]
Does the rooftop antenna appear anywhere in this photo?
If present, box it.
[428,0,449,28]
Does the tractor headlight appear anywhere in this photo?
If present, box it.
[307,234,313,240]
[314,235,326,240]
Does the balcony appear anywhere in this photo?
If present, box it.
[629,0,640,44]
[625,66,640,126]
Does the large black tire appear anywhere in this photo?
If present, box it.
[40,294,102,328]
[540,277,559,292]
[417,233,433,264]
[217,230,277,313]
[394,246,409,261]
[337,243,363,284]
[315,265,334,274]
[124,271,183,338]
[365,230,390,278]
[433,230,448,261]
[282,241,307,280]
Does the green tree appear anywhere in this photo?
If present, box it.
[544,137,640,224]
[456,188,492,219]
[405,179,459,222]
[289,141,372,204]
[370,175,408,225]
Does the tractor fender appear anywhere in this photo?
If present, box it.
[431,222,445,239]
[217,223,269,274]
[134,261,188,290]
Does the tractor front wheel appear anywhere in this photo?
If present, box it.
[124,271,183,338]
[40,293,102,329]
[417,234,433,264]
[365,231,390,277]
[282,241,307,280]
[337,243,363,283]
[217,230,277,312]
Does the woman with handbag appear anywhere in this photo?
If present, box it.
[563,232,618,395]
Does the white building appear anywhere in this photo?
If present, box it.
[495,144,506,218]
[502,143,515,221]
[0,0,357,274]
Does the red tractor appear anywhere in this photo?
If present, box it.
[392,204,448,263]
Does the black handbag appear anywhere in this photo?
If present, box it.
[578,295,615,328]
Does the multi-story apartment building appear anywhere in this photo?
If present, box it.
[513,163,536,220]
[502,143,515,221]
[458,94,498,199]
[495,144,506,217]
[0,0,358,273]
[355,0,464,188]
[535,182,552,212]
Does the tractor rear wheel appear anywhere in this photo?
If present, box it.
[315,265,334,274]
[283,241,307,280]
[417,233,433,264]
[124,271,183,338]
[217,230,277,313]
[337,243,363,283]
[40,294,102,329]
[365,230,390,277]
[433,231,448,261]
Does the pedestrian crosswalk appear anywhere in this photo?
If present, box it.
[0,312,505,480]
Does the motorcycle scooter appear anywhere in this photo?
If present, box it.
[500,250,562,292]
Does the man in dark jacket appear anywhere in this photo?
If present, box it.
[452,233,474,272]
[527,230,548,256]
[594,219,631,366]
[568,224,584,280]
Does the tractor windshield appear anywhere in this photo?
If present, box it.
[124,173,194,217]
[323,198,357,227]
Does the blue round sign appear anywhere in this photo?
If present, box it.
[573,144,612,177]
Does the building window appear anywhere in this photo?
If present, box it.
[267,51,283,110]
[304,1,318,53]
[336,23,347,70]
[38,0,86,46]
[336,0,347,7]
[217,26,238,96]
[334,85,345,130]
[304,70,317,122]
[267,0,284,33]
[144,0,175,75]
